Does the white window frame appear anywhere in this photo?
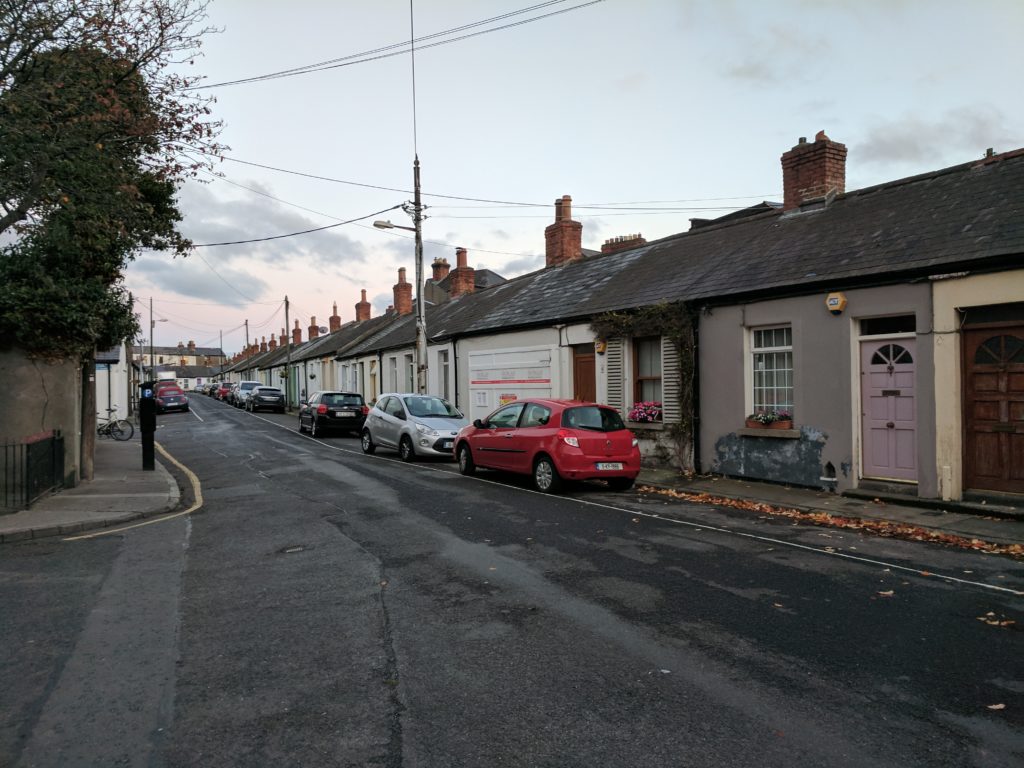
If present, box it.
[748,325,794,416]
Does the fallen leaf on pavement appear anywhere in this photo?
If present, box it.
[636,487,1024,558]
[987,703,1006,710]
[877,590,895,597]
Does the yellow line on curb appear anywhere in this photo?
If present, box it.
[63,441,204,542]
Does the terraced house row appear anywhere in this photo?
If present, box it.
[222,132,1024,504]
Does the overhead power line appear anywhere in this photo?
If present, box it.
[208,154,777,211]
[192,1,603,89]
[190,205,402,247]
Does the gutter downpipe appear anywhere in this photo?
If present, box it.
[691,307,701,473]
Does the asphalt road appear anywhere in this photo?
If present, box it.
[2,394,1022,767]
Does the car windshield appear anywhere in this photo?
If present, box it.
[562,406,626,432]
[323,394,363,407]
[403,395,461,418]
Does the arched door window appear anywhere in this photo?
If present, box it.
[870,344,913,366]
[973,334,1024,365]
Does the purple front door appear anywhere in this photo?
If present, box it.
[861,340,917,482]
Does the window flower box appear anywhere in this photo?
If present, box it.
[745,410,792,430]
[628,401,662,423]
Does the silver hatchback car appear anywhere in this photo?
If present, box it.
[361,393,468,461]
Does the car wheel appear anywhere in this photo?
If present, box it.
[457,444,475,475]
[533,456,562,493]
[399,436,415,462]
[361,429,376,454]
[298,416,306,433]
[608,477,635,492]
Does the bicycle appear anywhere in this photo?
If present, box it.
[97,408,134,441]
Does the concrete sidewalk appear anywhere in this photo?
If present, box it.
[639,469,1023,547]
[0,437,179,542]
[1,438,1020,549]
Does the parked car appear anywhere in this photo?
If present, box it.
[299,391,367,437]
[246,386,286,413]
[454,399,640,493]
[361,393,468,461]
[232,380,263,408]
[215,382,232,401]
[155,385,189,414]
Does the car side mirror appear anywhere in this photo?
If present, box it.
[300,400,308,406]
[473,418,486,429]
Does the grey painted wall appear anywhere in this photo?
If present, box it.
[697,284,936,496]
[0,350,82,486]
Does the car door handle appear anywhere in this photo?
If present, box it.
[504,433,515,438]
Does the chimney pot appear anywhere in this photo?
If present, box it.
[355,289,371,321]
[545,193,583,268]
[393,268,413,315]
[781,130,847,211]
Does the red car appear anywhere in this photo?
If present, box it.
[454,398,641,493]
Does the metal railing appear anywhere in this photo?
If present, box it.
[1,430,65,511]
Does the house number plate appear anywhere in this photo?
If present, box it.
[881,389,901,396]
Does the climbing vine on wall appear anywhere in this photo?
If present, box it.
[590,302,697,470]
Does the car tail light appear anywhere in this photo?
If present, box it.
[557,429,579,448]
[361,405,369,415]
[317,404,328,415]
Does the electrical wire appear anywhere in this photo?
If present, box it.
[189,204,402,247]
[205,154,776,211]
[192,1,600,90]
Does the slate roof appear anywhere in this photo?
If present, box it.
[289,315,395,363]
[329,148,1024,358]
[579,149,1024,314]
[132,344,225,357]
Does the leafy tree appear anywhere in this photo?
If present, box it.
[0,45,189,358]
[0,0,223,235]
[0,1,224,359]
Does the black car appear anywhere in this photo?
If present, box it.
[298,391,367,437]
[246,386,286,413]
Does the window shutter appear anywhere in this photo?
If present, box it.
[661,337,680,423]
[606,338,624,413]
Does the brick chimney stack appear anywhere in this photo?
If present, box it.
[601,234,647,255]
[329,302,342,332]
[281,328,287,347]
[308,316,319,340]
[187,340,196,353]
[393,267,413,315]
[260,336,267,353]
[292,320,302,345]
[432,257,451,281]
[781,130,847,211]
[269,334,277,351]
[448,247,476,298]
[355,289,371,321]
[545,194,583,268]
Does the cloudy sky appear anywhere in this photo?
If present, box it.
[125,0,1024,354]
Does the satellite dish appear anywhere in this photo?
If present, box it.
[318,326,329,334]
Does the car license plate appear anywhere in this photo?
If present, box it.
[441,439,453,449]
[596,462,623,471]
[336,410,355,417]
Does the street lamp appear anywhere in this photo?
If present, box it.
[374,156,427,394]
